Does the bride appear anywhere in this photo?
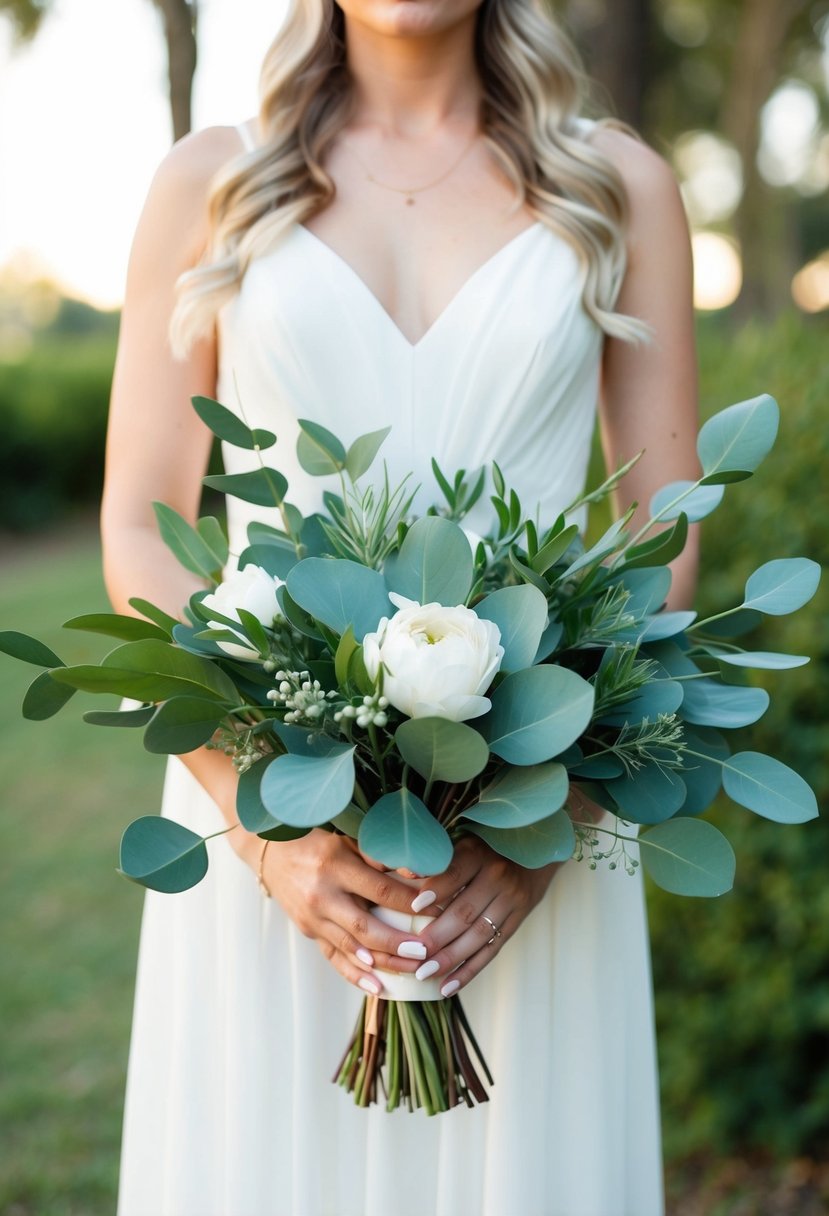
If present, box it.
[103,1,699,1213]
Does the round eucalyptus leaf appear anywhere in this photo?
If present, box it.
[474,584,548,672]
[143,697,226,755]
[385,515,473,607]
[618,567,672,619]
[697,394,779,483]
[119,816,209,893]
[570,754,625,780]
[286,558,391,641]
[742,558,821,616]
[680,726,729,815]
[649,481,725,523]
[461,762,568,827]
[681,679,769,729]
[237,542,299,581]
[608,763,687,824]
[466,810,575,869]
[358,788,453,875]
[236,756,307,838]
[395,717,489,784]
[598,679,684,728]
[533,619,563,664]
[260,746,356,827]
[722,751,818,823]
[482,665,595,765]
[637,611,697,641]
[639,818,735,897]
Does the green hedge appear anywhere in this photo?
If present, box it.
[650,308,829,1160]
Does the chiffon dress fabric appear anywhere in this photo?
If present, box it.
[116,115,664,1216]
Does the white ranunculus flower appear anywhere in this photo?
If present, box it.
[362,592,504,722]
[200,564,283,661]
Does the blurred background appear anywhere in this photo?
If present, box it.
[0,0,826,1212]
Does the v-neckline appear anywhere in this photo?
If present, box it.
[295,220,546,351]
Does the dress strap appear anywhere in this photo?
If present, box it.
[236,118,258,152]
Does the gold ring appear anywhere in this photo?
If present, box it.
[481,913,501,943]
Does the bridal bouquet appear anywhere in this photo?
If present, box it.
[1,391,820,1114]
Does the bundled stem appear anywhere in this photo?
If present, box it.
[334,994,493,1114]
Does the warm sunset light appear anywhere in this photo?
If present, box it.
[791,250,829,312]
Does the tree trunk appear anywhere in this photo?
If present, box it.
[565,0,652,129]
[151,0,198,142]
[719,0,810,320]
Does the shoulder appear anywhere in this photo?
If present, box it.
[135,124,249,266]
[585,122,690,259]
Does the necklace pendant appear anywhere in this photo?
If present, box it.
[405,195,415,206]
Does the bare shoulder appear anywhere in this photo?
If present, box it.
[133,124,247,268]
[588,124,689,256]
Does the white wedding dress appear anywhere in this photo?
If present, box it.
[116,117,664,1216]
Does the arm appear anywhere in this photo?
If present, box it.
[101,126,420,990]
[595,127,700,611]
[413,133,701,991]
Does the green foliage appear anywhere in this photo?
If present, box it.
[649,310,829,1160]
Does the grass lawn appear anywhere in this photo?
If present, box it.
[0,522,164,1215]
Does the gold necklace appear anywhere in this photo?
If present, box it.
[342,130,480,205]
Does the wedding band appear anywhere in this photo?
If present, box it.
[481,913,501,943]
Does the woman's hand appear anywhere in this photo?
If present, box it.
[254,829,432,996]
[408,836,561,997]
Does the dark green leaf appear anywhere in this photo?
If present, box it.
[119,816,208,893]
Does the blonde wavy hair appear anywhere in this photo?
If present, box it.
[169,0,654,358]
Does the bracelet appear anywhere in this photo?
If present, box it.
[257,839,272,898]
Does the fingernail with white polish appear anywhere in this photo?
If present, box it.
[397,940,428,960]
[355,947,374,966]
[411,889,437,914]
[441,979,461,997]
[416,959,440,981]
[359,976,382,995]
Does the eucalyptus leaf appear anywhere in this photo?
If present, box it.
[84,705,156,728]
[22,671,77,720]
[0,630,63,668]
[474,584,548,672]
[649,481,724,523]
[358,788,453,875]
[260,746,356,827]
[345,426,391,481]
[742,558,821,616]
[697,394,779,483]
[143,696,226,754]
[461,761,568,827]
[608,763,687,824]
[466,810,575,868]
[598,679,684,728]
[395,717,489,784]
[621,514,688,571]
[483,665,595,765]
[152,502,224,580]
[721,751,818,823]
[385,515,473,607]
[639,818,735,896]
[119,816,209,893]
[637,611,697,642]
[530,524,580,575]
[533,619,563,664]
[708,649,808,670]
[128,598,178,636]
[559,515,630,579]
[203,467,289,508]
[286,558,391,640]
[680,726,729,815]
[296,419,347,476]
[681,679,769,728]
[196,516,230,569]
[192,394,276,450]
[63,613,170,643]
[618,568,672,619]
[237,755,304,835]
